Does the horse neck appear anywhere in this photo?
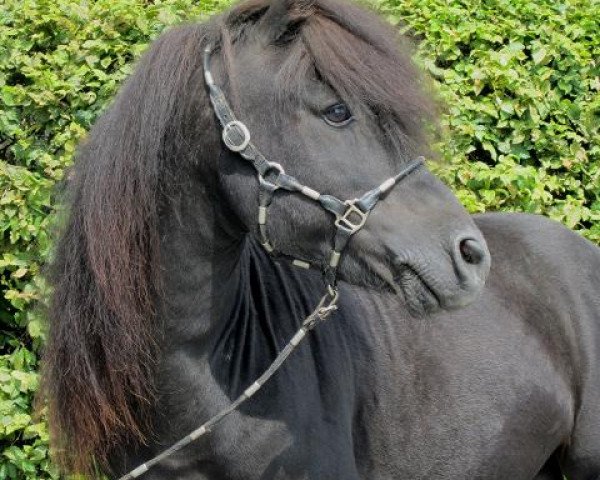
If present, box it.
[157,187,324,388]
[211,239,327,389]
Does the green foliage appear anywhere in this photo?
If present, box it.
[0,347,50,479]
[378,0,600,241]
[0,0,598,477]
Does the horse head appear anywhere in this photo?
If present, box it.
[203,0,491,314]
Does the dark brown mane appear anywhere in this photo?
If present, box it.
[42,0,434,475]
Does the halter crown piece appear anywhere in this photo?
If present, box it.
[118,45,423,480]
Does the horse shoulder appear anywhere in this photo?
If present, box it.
[474,211,600,476]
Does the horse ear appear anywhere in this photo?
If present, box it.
[262,0,313,44]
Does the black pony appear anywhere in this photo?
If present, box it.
[43,0,600,478]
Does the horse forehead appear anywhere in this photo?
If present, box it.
[231,44,294,98]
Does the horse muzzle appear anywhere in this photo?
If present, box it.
[393,233,491,315]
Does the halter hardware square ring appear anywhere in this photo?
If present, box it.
[335,201,369,234]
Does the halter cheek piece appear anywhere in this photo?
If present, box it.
[118,44,423,480]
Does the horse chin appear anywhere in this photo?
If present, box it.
[394,264,442,316]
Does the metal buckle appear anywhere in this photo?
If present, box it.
[222,120,251,152]
[334,200,368,234]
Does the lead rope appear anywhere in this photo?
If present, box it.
[118,44,423,479]
[118,287,338,480]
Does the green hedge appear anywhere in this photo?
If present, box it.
[0,0,598,477]
[378,0,600,239]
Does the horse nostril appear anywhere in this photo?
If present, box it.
[459,238,486,265]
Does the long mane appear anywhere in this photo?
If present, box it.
[42,24,217,474]
[42,0,434,474]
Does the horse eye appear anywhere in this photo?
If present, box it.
[323,103,354,127]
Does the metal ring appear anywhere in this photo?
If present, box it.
[222,120,251,152]
[258,162,286,189]
[265,162,285,175]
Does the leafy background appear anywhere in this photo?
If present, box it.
[0,0,598,477]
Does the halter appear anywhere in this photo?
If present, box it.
[118,44,423,480]
[204,46,423,286]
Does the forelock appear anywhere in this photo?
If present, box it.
[220,0,436,156]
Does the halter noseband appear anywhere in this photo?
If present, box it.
[118,44,423,480]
